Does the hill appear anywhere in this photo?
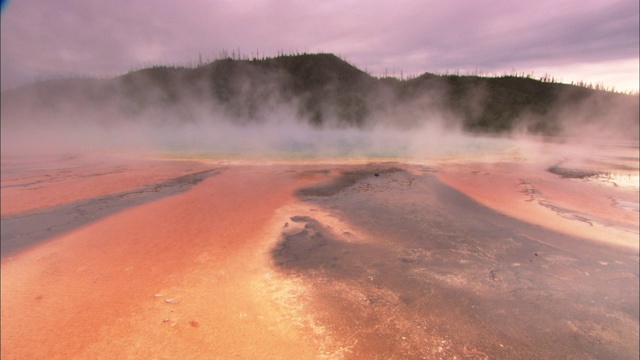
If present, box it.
[2,53,638,138]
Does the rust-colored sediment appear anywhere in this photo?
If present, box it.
[435,161,639,250]
[2,153,638,359]
[0,155,214,216]
[1,159,336,359]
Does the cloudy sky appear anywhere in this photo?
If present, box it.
[1,0,638,92]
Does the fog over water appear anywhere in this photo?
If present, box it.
[1,57,638,360]
[1,56,638,163]
[0,104,549,163]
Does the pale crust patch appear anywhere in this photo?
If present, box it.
[0,162,348,359]
[436,161,639,251]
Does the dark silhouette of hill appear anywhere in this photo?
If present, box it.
[2,53,638,138]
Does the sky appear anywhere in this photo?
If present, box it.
[1,0,638,92]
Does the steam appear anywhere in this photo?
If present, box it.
[1,59,638,163]
[1,107,502,160]
[0,95,523,162]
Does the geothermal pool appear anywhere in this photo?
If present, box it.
[1,139,638,359]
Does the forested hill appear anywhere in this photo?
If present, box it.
[2,53,638,137]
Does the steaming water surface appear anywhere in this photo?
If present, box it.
[2,53,638,358]
[1,134,638,359]
[276,165,639,358]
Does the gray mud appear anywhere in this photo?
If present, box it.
[547,165,606,179]
[1,169,219,257]
[274,165,639,359]
[295,164,404,197]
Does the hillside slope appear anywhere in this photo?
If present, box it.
[2,53,638,138]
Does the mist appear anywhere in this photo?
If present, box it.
[0,104,508,161]
[1,55,638,163]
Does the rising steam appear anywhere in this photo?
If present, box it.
[1,55,638,162]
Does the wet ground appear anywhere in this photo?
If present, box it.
[1,169,219,256]
[1,152,638,359]
[274,164,639,359]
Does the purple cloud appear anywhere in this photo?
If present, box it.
[1,0,638,91]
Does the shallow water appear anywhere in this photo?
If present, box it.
[275,166,639,359]
[1,138,637,359]
[1,169,219,256]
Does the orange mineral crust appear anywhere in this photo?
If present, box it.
[0,155,214,216]
[2,155,638,359]
[435,160,639,250]
[1,162,337,359]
